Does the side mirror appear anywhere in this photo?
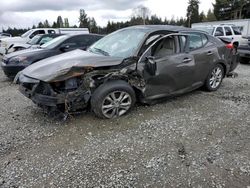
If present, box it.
[145,56,157,75]
[59,43,76,52]
[59,44,70,52]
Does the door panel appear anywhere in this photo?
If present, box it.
[190,44,218,82]
[143,53,195,98]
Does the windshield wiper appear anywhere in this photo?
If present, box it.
[93,47,110,56]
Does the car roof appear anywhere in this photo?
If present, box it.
[123,25,193,33]
[122,25,209,37]
[66,33,104,37]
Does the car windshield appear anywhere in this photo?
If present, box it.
[193,26,215,35]
[27,35,41,45]
[21,30,33,38]
[40,35,68,49]
[88,28,148,58]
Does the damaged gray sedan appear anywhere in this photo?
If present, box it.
[16,25,239,118]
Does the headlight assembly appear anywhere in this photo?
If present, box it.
[9,56,29,65]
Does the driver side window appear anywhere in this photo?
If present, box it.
[29,30,45,39]
[151,36,176,59]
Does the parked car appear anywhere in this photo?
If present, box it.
[192,22,250,63]
[6,34,63,54]
[0,33,12,39]
[0,28,89,55]
[237,37,250,63]
[1,34,103,78]
[15,25,239,119]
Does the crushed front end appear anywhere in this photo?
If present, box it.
[17,73,91,113]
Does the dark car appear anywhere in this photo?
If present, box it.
[1,34,103,78]
[16,25,239,119]
[6,34,63,53]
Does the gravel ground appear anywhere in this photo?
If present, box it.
[0,63,250,187]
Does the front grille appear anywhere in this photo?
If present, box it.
[34,82,53,95]
[2,58,8,64]
[22,83,35,90]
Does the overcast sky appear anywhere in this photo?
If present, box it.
[0,0,215,30]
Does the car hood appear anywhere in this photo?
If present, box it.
[5,48,49,60]
[12,43,31,48]
[21,49,124,82]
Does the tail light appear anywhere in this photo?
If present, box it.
[226,43,234,49]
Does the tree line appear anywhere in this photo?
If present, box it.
[3,0,250,36]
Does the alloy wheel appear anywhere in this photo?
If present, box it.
[101,91,132,118]
[209,67,223,89]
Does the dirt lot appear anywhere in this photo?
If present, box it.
[0,62,250,187]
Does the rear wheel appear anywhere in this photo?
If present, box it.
[91,80,136,119]
[204,64,224,91]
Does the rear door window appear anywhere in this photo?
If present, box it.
[188,34,203,50]
[232,27,242,35]
[224,27,233,36]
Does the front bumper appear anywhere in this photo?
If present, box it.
[19,84,65,106]
[1,61,26,78]
[19,81,91,111]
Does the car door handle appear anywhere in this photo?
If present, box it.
[182,58,192,63]
[207,51,213,56]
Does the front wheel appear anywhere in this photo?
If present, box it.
[204,64,224,91]
[91,80,136,119]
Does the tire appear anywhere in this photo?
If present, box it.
[91,80,136,119]
[204,64,224,92]
[240,57,250,64]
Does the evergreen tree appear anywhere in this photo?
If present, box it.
[57,16,64,28]
[186,0,200,27]
[52,22,57,28]
[43,20,50,28]
[79,9,89,28]
[64,18,69,27]
[213,0,250,20]
[37,22,44,28]
[89,17,98,33]
[205,9,217,21]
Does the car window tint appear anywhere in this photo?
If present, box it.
[39,37,53,45]
[48,30,56,34]
[201,34,208,45]
[63,35,97,48]
[214,27,224,36]
[63,36,81,47]
[29,30,45,39]
[77,36,94,47]
[82,36,98,46]
[152,36,176,58]
[232,26,242,35]
[225,27,232,36]
[189,34,203,50]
